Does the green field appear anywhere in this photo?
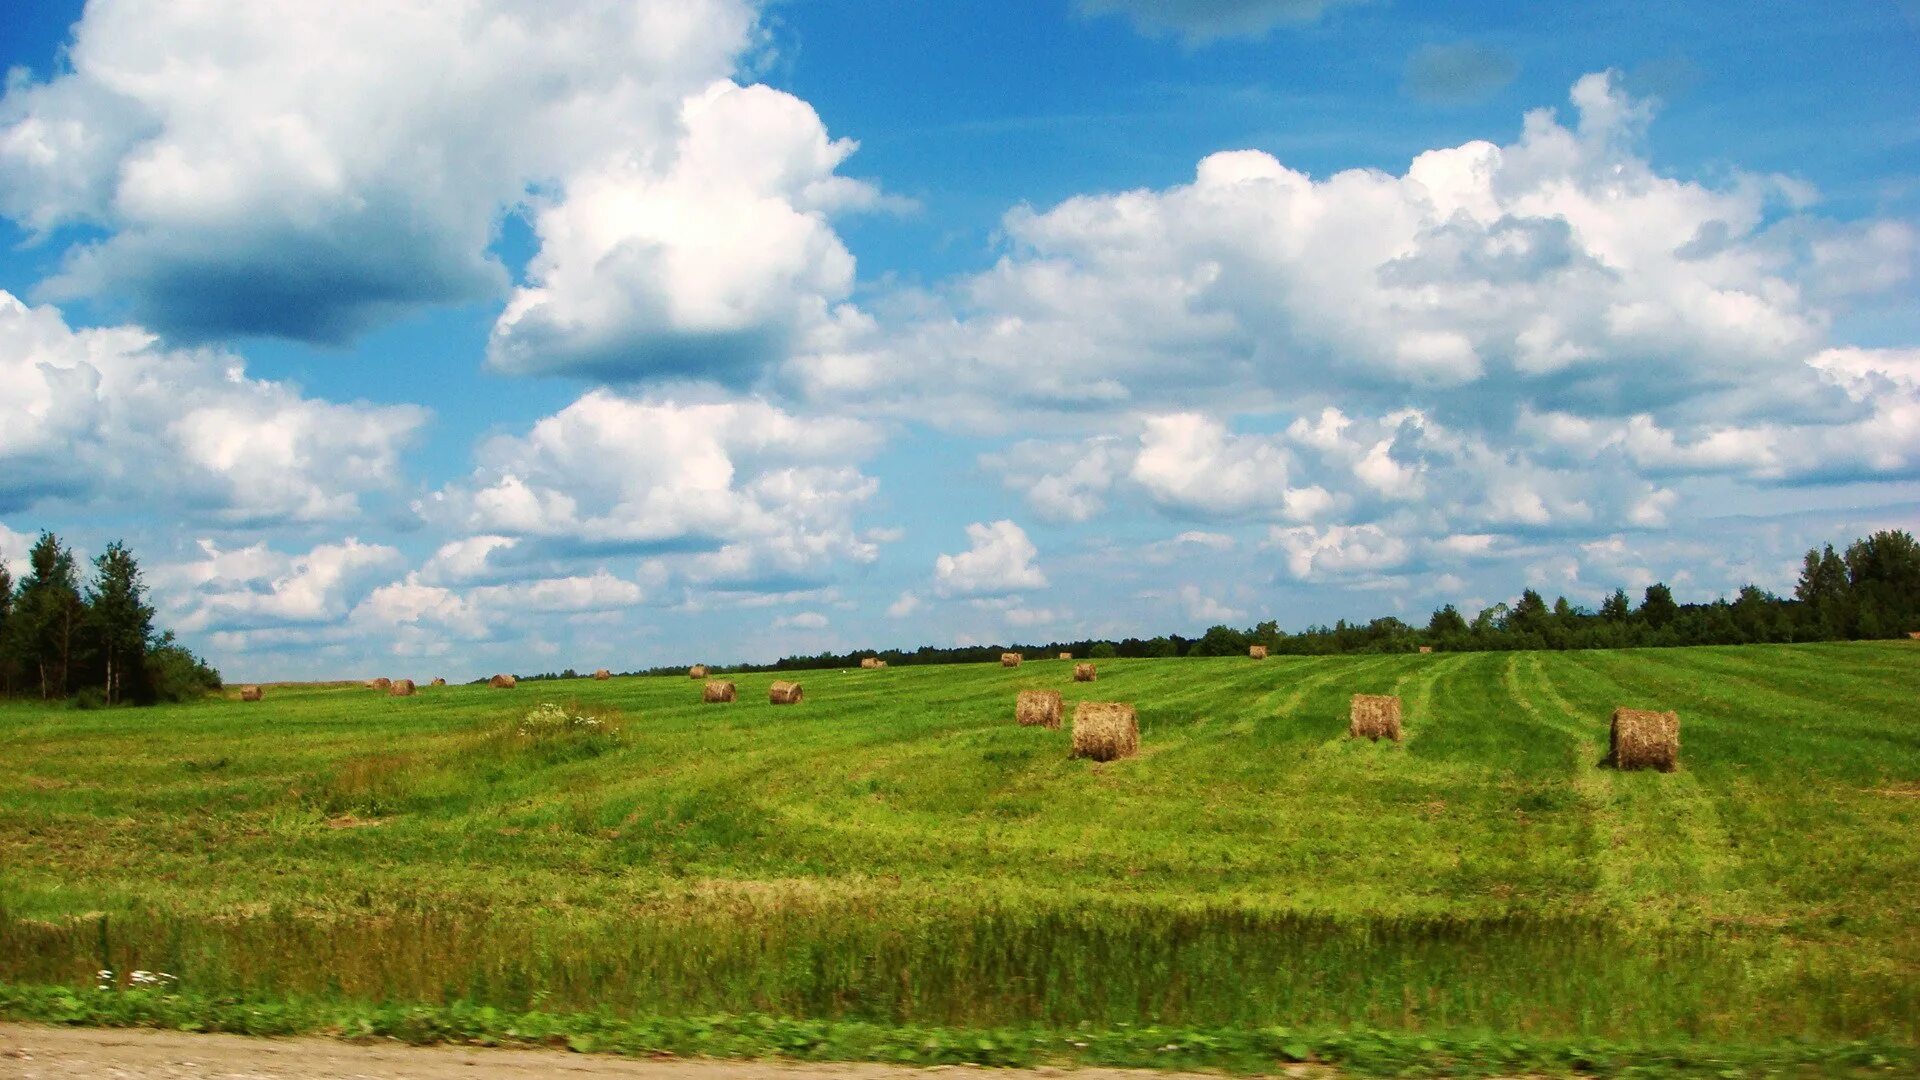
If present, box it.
[3,643,1919,1073]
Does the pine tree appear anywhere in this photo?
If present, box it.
[15,533,85,700]
[0,561,14,696]
[85,541,155,705]
[1639,582,1679,629]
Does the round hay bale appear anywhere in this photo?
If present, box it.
[1349,694,1403,742]
[1417,645,1433,654]
[1610,708,1679,771]
[1249,645,1268,659]
[593,668,611,680]
[488,674,516,689]
[1058,651,1073,661]
[703,680,737,703]
[388,678,416,697]
[1908,630,1920,641]
[430,678,446,687]
[1071,702,1139,762]
[1073,662,1097,683]
[871,659,887,668]
[1015,689,1063,728]
[368,677,392,691]
[859,656,880,669]
[1000,652,1023,668]
[769,680,804,705]
[238,685,263,702]
[688,664,708,679]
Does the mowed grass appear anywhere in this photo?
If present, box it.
[2,643,1918,1047]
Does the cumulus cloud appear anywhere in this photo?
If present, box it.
[156,538,403,633]
[422,390,886,593]
[0,292,425,523]
[1078,0,1363,43]
[490,81,893,382]
[795,72,1915,447]
[0,0,889,381]
[1265,524,1411,581]
[934,520,1048,597]
[1178,584,1246,623]
[0,1,765,343]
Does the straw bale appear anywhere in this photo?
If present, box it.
[1058,652,1073,661]
[429,678,446,687]
[488,674,516,689]
[388,678,416,697]
[860,656,880,669]
[769,680,804,705]
[1016,689,1063,728]
[1610,708,1679,772]
[1001,652,1022,667]
[593,669,611,680]
[1249,645,1268,659]
[1418,645,1433,654]
[1073,662,1097,682]
[1071,702,1139,761]
[688,665,708,679]
[703,680,736,704]
[238,686,262,702]
[368,677,392,691]
[1349,694,1403,742]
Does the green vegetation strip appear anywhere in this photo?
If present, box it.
[3,983,1912,1078]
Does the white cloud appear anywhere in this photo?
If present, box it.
[0,293,424,523]
[1178,584,1246,623]
[934,520,1048,597]
[423,391,884,590]
[1265,524,1410,581]
[772,610,829,630]
[886,590,924,618]
[158,538,403,633]
[490,80,892,382]
[0,0,776,345]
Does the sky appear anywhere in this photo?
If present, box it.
[1,0,1917,681]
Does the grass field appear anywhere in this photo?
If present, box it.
[3,643,1918,1072]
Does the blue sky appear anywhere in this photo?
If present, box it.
[1,0,1916,680]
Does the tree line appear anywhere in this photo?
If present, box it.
[0,532,221,705]
[704,529,1920,673]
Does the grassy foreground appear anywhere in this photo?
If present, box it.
[3,643,1918,1074]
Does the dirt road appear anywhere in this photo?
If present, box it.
[0,1024,1254,1080]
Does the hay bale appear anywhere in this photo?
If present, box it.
[1418,645,1433,654]
[1073,663,1097,682]
[238,685,262,702]
[1071,702,1139,762]
[1349,694,1403,742]
[769,680,804,705]
[1016,689,1063,728]
[1249,645,1268,659]
[489,674,516,689]
[703,680,736,703]
[368,677,392,691]
[688,664,708,679]
[859,656,880,669]
[872,660,888,668]
[1058,652,1073,661]
[1610,708,1679,772]
[1909,631,1920,641]
[593,669,611,680]
[430,678,446,687]
[388,678,416,697]
[1001,652,1022,668]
